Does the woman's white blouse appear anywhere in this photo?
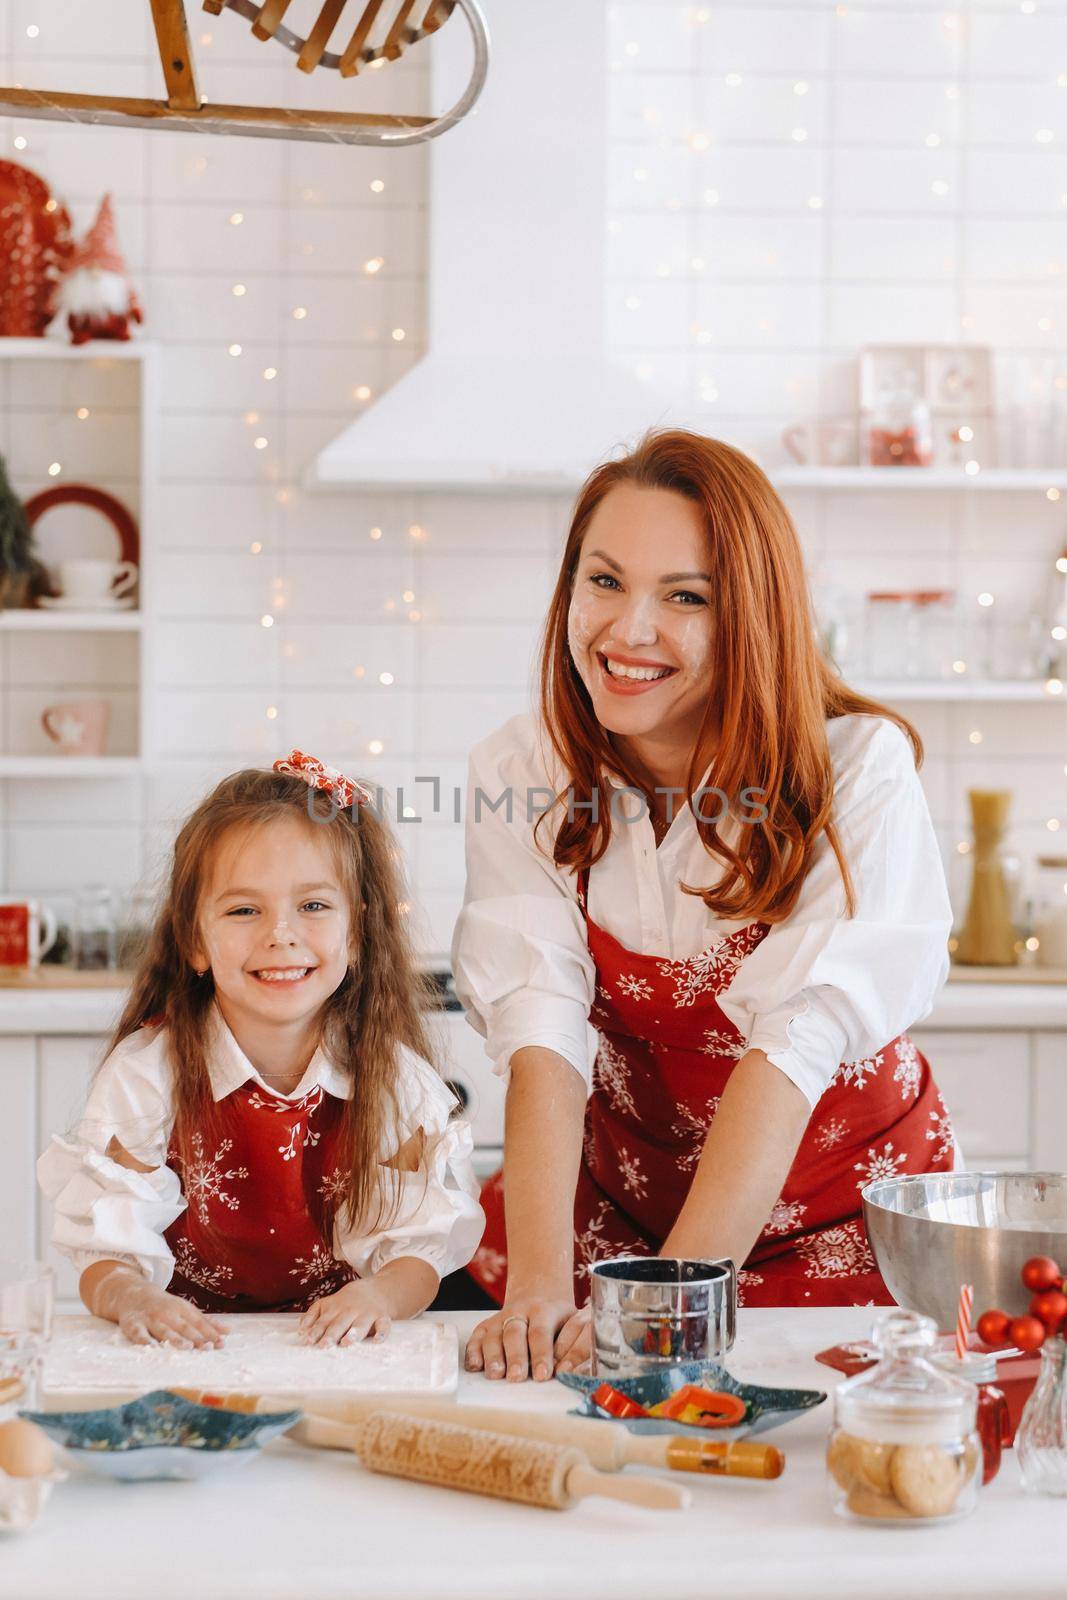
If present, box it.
[451,711,952,1110]
[37,1008,485,1288]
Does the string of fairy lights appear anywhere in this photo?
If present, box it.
[4,2,1066,890]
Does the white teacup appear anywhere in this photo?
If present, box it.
[56,559,137,602]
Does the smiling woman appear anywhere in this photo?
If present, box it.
[451,429,958,1383]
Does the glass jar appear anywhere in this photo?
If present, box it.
[865,372,933,467]
[1017,1335,1067,1497]
[1032,856,1067,970]
[912,590,958,680]
[73,885,116,971]
[864,593,921,680]
[931,1347,1010,1485]
[954,790,1022,967]
[827,1310,980,1525]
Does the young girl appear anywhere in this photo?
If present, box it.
[38,751,484,1348]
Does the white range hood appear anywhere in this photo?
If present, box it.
[309,0,681,494]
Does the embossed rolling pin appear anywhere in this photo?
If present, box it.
[176,1391,783,1480]
[295,1405,782,1479]
[351,1412,691,1511]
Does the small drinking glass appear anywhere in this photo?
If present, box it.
[74,885,116,971]
[0,1260,54,1409]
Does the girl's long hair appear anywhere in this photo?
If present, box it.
[539,429,922,922]
[107,769,437,1240]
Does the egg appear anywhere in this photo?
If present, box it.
[0,1419,54,1479]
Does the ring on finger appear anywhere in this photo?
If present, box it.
[501,1315,528,1333]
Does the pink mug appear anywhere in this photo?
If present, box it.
[41,699,111,757]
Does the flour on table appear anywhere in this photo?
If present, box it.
[43,1314,457,1398]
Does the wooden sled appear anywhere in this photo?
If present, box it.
[0,0,489,146]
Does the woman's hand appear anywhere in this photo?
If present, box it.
[299,1280,393,1347]
[84,1265,225,1348]
[553,1305,592,1375]
[464,1293,582,1383]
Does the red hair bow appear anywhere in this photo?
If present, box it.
[273,749,371,809]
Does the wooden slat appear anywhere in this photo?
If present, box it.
[202,0,226,14]
[381,0,418,60]
[298,0,348,73]
[149,0,202,111]
[338,0,386,77]
[0,85,432,142]
[418,0,455,37]
[251,0,294,41]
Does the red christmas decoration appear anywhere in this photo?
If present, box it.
[59,194,142,345]
[0,160,72,337]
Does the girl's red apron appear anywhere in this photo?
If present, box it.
[164,1081,355,1313]
[469,872,955,1308]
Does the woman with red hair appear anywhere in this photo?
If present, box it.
[452,430,956,1382]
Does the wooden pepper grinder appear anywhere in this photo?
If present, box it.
[954,789,1018,967]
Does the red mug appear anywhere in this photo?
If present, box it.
[0,899,58,967]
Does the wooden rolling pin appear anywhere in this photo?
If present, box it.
[175,1389,783,1479]
[353,1412,690,1511]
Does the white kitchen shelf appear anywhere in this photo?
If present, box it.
[0,342,156,778]
[0,757,141,778]
[0,338,148,362]
[775,467,1067,491]
[0,610,142,631]
[854,679,1065,701]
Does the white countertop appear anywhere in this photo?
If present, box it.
[1,1308,1061,1600]
[0,975,1065,1034]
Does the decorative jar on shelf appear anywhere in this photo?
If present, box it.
[1032,856,1067,969]
[954,790,1021,967]
[865,371,933,468]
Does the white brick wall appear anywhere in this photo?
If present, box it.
[1,1,1065,956]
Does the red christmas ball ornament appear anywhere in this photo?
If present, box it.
[1029,1289,1067,1333]
[1021,1256,1062,1294]
[976,1308,1012,1349]
[1008,1314,1047,1353]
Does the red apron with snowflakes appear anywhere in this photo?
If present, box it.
[469,872,956,1309]
[163,1082,356,1313]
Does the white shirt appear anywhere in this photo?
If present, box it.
[37,1007,485,1288]
[451,711,952,1110]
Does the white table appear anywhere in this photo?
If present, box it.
[2,1309,1060,1600]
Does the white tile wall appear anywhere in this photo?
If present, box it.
[0,2,1065,958]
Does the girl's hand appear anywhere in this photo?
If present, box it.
[299,1280,392,1347]
[464,1293,581,1383]
[94,1270,225,1349]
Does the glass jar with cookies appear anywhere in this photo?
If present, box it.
[827,1309,981,1525]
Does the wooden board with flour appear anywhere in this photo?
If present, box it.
[40,1314,459,1408]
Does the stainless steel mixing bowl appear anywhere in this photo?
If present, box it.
[862,1171,1067,1328]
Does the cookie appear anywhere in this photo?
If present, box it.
[889,1443,961,1518]
[827,1431,857,1490]
[846,1482,912,1521]
[850,1437,896,1494]
[828,1431,895,1494]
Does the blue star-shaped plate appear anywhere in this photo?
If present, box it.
[558,1361,826,1440]
[21,1390,301,1481]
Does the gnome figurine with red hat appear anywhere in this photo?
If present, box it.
[59,194,142,345]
